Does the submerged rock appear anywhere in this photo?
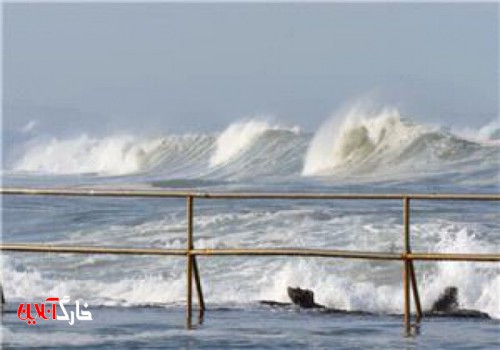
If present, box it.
[260,285,490,319]
[431,286,459,312]
[287,287,325,309]
[260,286,371,315]
[425,286,489,319]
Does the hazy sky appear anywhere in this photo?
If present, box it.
[3,3,498,135]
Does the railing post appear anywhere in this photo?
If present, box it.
[410,261,422,322]
[193,258,206,319]
[186,195,194,329]
[186,195,206,329]
[403,197,411,336]
[403,197,423,325]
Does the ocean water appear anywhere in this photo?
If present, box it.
[1,106,499,348]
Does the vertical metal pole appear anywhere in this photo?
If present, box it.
[404,198,410,253]
[186,195,205,323]
[409,262,423,322]
[403,197,411,336]
[193,258,206,318]
[403,259,411,335]
[186,196,193,329]
[403,197,423,323]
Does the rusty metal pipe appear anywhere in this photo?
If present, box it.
[403,197,411,335]
[192,258,205,314]
[0,244,186,255]
[2,187,499,201]
[186,196,194,329]
[1,245,499,262]
[409,261,422,322]
[403,260,411,336]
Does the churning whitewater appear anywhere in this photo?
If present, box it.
[2,105,499,321]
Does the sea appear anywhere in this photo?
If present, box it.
[1,106,499,348]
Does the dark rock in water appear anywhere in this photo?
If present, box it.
[260,285,490,319]
[287,287,325,309]
[431,286,459,313]
[426,286,490,319]
[259,287,326,309]
[260,286,372,315]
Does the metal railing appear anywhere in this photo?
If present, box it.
[1,187,499,335]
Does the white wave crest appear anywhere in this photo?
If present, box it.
[301,105,488,177]
[9,120,304,178]
[12,135,164,176]
[302,105,427,175]
[209,119,300,167]
[7,113,495,181]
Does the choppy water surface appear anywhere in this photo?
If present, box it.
[2,106,499,348]
[3,306,500,349]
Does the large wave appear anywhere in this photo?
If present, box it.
[209,120,299,167]
[7,110,499,183]
[206,120,304,179]
[9,120,305,179]
[12,135,165,176]
[10,133,216,176]
[302,105,492,177]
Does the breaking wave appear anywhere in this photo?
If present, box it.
[12,135,167,176]
[302,105,486,176]
[7,110,499,182]
[11,133,214,176]
[9,120,305,179]
[210,119,299,167]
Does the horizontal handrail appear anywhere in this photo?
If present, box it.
[2,244,499,262]
[406,252,499,262]
[0,244,185,256]
[1,187,499,200]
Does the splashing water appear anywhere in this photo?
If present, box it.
[12,135,165,176]
[302,105,441,175]
[5,107,499,184]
